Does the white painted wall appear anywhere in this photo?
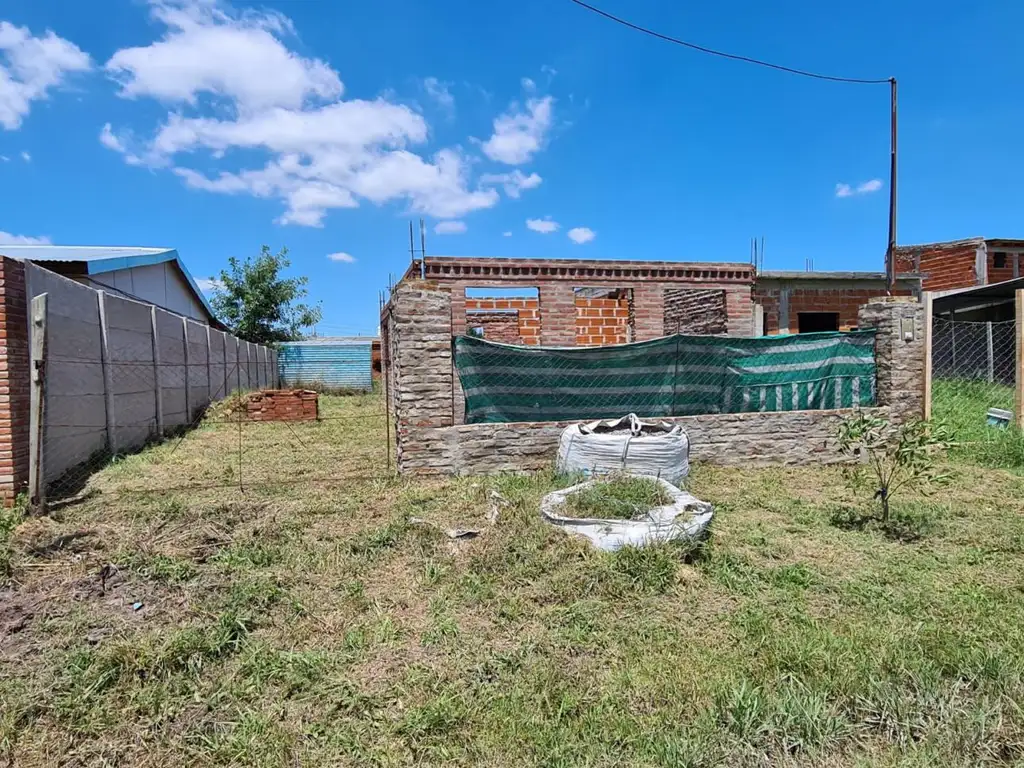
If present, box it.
[79,261,210,323]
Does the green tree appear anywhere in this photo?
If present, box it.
[210,246,322,344]
[836,412,954,521]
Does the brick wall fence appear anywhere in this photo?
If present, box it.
[384,281,926,476]
[0,257,29,503]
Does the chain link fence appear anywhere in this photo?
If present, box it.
[454,331,877,423]
[931,316,1022,466]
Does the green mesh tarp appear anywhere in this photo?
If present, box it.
[454,331,877,423]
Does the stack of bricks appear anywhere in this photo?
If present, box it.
[245,389,319,421]
[574,297,631,345]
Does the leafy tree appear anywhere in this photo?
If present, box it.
[210,246,321,344]
[836,412,953,521]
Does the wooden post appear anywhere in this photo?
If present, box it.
[1016,290,1023,429]
[150,307,165,437]
[97,292,117,454]
[923,292,933,421]
[182,317,191,423]
[29,294,47,508]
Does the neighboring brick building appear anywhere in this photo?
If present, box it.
[754,271,919,334]
[894,237,1024,292]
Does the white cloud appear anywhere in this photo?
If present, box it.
[0,155,7,161]
[526,217,558,234]
[567,226,595,245]
[101,0,501,226]
[423,76,454,111]
[479,169,542,199]
[481,95,554,165]
[0,21,91,130]
[105,1,340,110]
[0,230,51,245]
[836,178,883,198]
[195,276,223,292]
[326,251,356,263]
[434,220,467,235]
[19,150,29,162]
[521,77,536,92]
[502,231,512,237]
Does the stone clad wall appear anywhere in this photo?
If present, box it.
[857,297,925,425]
[385,284,926,476]
[400,407,892,475]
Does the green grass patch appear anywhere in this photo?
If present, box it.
[6,394,1024,765]
[932,378,1024,470]
[563,473,672,520]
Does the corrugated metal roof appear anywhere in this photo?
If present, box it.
[278,339,373,390]
[0,244,218,324]
[0,245,173,262]
[280,337,379,346]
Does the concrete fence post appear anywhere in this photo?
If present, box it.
[96,292,118,454]
[236,337,242,394]
[223,332,230,397]
[28,293,47,508]
[150,306,164,437]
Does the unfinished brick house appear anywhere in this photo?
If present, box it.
[411,256,758,348]
[754,270,920,334]
[894,237,1024,292]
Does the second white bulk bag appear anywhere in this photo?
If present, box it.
[555,413,689,485]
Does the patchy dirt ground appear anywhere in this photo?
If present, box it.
[4,393,1024,766]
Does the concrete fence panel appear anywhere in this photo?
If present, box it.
[105,293,158,452]
[155,308,188,429]
[185,319,210,421]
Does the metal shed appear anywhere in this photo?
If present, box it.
[277,337,376,391]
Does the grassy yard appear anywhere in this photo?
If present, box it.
[931,378,1024,470]
[4,394,1024,766]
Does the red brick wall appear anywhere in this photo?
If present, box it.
[465,297,540,344]
[0,257,30,504]
[465,296,632,346]
[574,297,631,346]
[987,250,1018,284]
[916,245,980,291]
[754,285,912,334]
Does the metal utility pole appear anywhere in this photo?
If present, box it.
[886,77,898,292]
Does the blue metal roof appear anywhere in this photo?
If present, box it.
[0,244,218,322]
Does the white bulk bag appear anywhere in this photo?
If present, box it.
[556,413,690,485]
[540,476,713,552]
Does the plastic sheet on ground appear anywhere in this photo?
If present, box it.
[556,414,690,485]
[540,476,713,552]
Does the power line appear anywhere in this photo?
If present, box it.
[567,0,891,85]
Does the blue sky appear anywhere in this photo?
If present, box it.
[1,0,1022,335]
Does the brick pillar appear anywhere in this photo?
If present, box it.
[725,286,755,336]
[538,283,576,345]
[389,283,453,469]
[0,257,30,504]
[858,297,925,424]
[632,284,665,341]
